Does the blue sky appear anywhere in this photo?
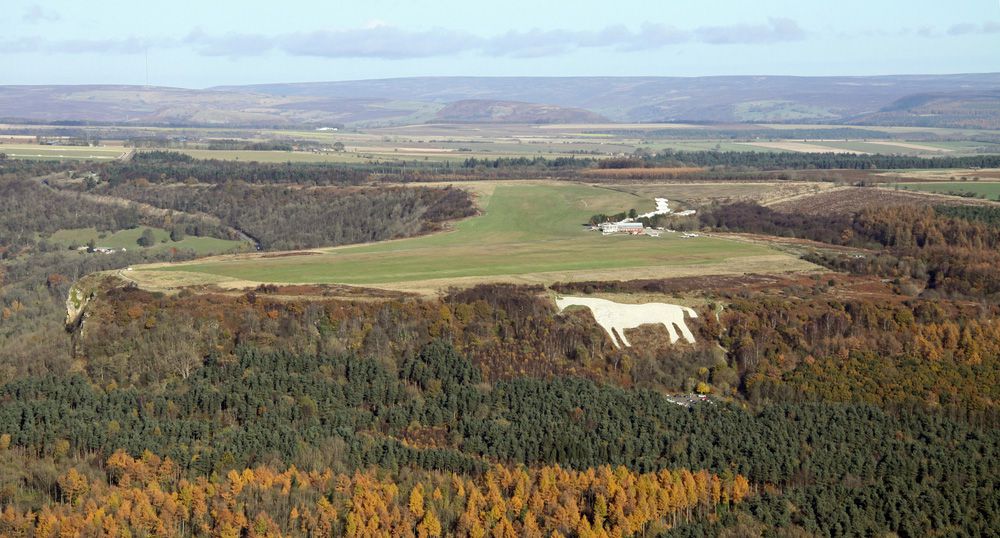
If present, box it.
[4,0,999,87]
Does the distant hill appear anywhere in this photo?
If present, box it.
[0,85,440,127]
[433,99,607,123]
[1,74,999,127]
[847,90,1000,129]
[217,74,1000,125]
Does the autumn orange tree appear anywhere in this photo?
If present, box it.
[1,449,746,537]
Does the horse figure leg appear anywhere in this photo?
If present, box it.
[661,322,680,344]
[677,307,697,343]
[612,325,631,348]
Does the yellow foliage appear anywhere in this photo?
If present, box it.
[3,455,746,537]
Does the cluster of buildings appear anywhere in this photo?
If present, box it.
[597,221,646,235]
[76,246,127,254]
[591,197,698,238]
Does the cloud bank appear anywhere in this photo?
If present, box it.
[5,17,996,60]
[3,19,807,59]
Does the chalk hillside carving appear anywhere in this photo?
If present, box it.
[555,296,698,349]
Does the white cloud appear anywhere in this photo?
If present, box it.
[695,18,806,44]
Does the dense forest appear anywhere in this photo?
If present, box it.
[72,272,1000,422]
[1,343,994,536]
[102,151,592,184]
[934,204,1000,228]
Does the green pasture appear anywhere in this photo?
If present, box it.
[147,182,799,289]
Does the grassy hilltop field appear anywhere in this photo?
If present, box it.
[132,182,809,292]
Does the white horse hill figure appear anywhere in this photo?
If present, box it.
[555,296,698,349]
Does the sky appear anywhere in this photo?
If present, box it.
[3,0,999,87]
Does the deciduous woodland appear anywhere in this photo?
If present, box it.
[1,153,999,536]
[700,202,1000,299]
[103,182,476,250]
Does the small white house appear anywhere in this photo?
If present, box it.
[599,221,645,234]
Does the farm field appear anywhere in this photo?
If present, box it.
[769,185,1000,215]
[755,123,1000,137]
[644,140,776,152]
[901,140,1000,153]
[876,168,1000,181]
[731,139,995,155]
[6,121,1000,165]
[897,181,1000,200]
[736,141,860,153]
[608,181,837,207]
[134,182,814,292]
[808,140,953,154]
[172,148,375,164]
[0,143,128,160]
[46,227,250,255]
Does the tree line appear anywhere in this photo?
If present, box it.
[105,151,369,186]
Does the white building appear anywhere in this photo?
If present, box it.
[599,221,645,234]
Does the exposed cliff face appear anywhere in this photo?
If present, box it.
[65,275,107,332]
[66,286,90,331]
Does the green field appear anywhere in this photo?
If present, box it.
[811,141,949,154]
[138,182,812,292]
[46,227,250,255]
[911,140,1000,153]
[898,182,1000,200]
[1,144,127,161]
[642,140,777,152]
